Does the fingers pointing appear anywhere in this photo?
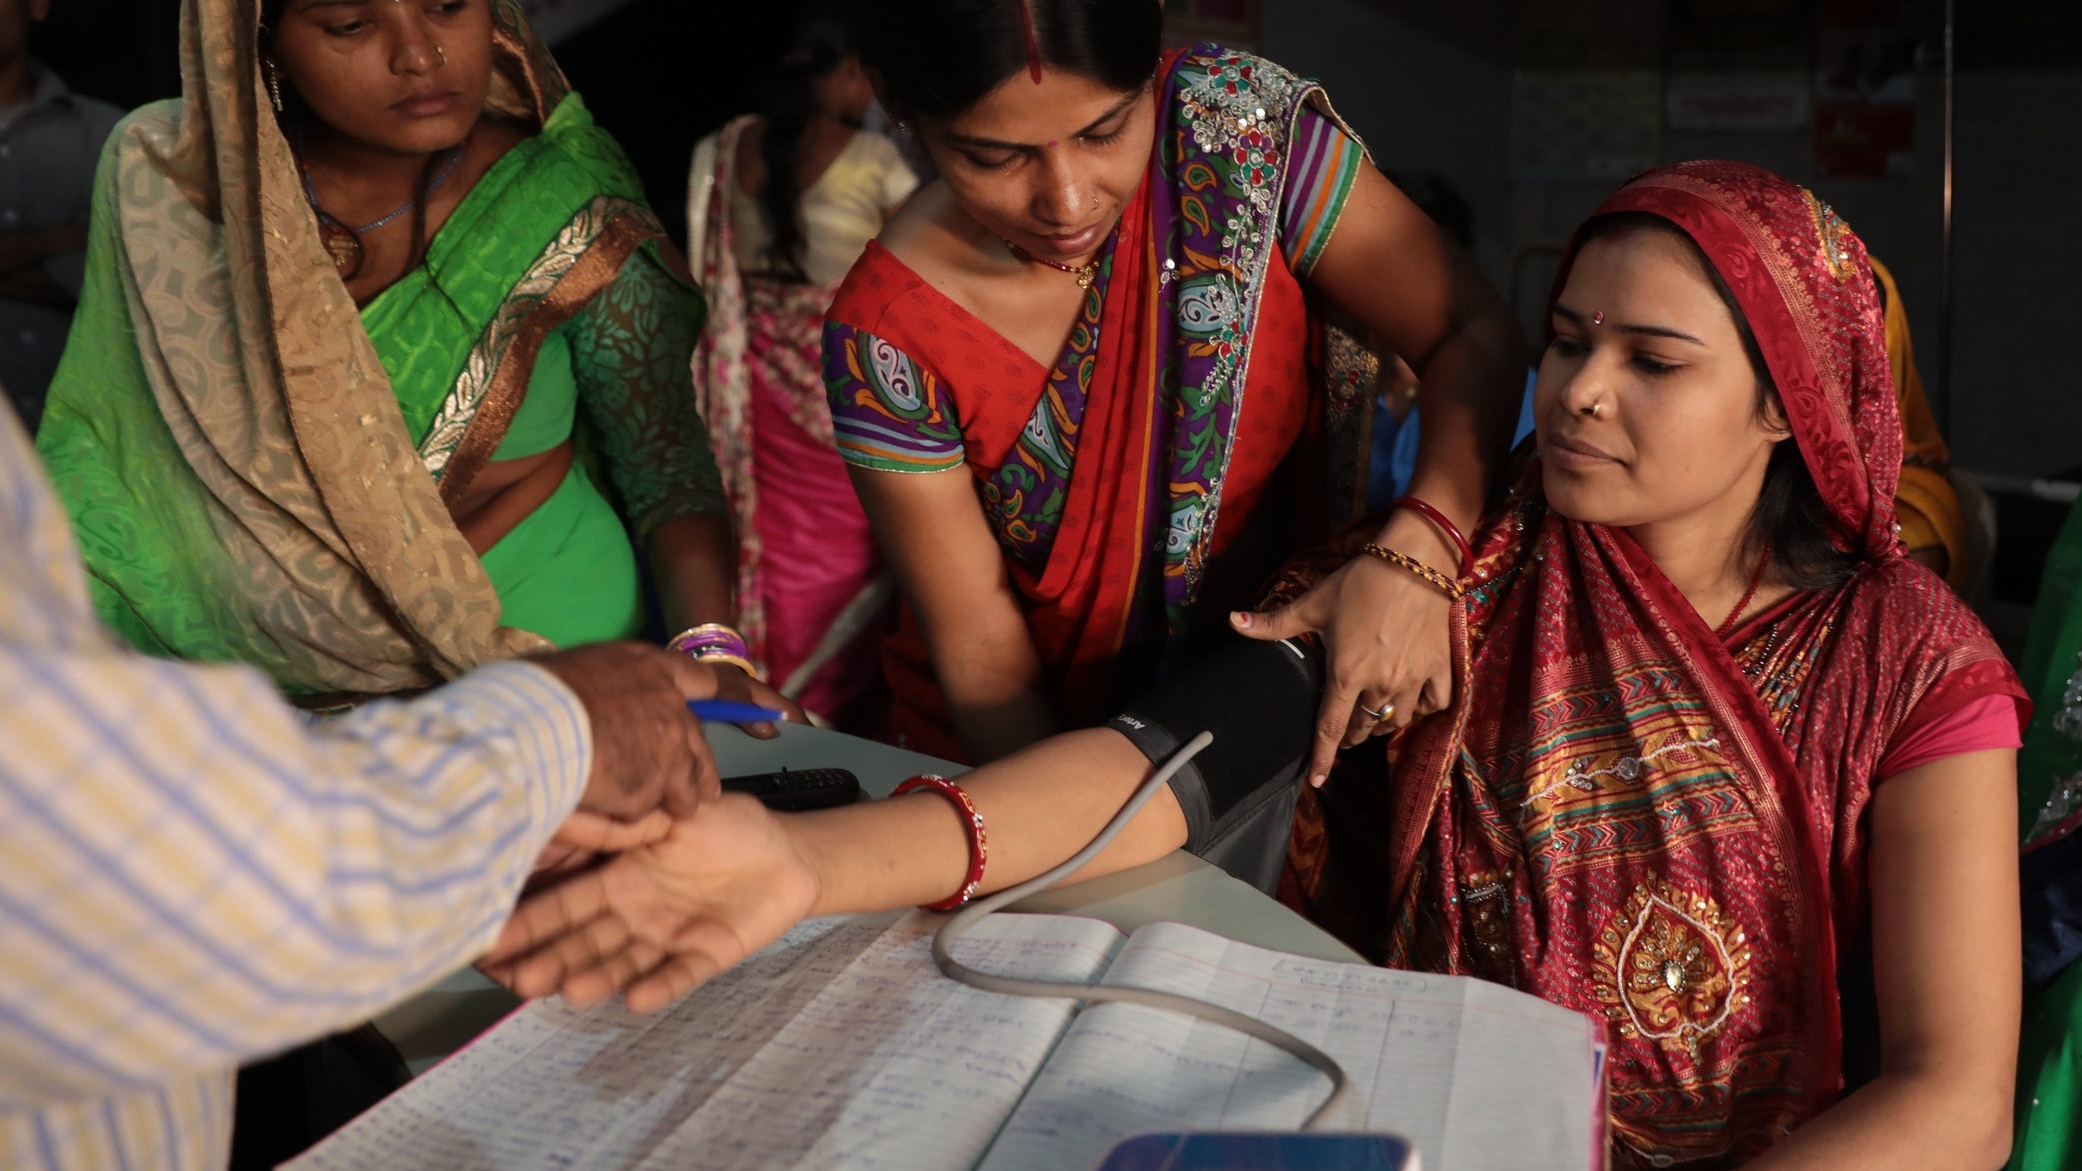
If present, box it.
[1308,675,1354,787]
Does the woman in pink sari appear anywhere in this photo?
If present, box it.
[687,6,918,730]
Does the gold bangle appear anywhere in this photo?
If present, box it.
[690,651,761,679]
[1360,543,1465,600]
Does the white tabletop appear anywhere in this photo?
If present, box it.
[375,722,1360,1073]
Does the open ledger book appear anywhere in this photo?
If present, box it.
[289,913,1603,1171]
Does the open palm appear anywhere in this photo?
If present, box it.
[484,794,820,1014]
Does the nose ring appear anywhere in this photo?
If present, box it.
[1588,401,1604,418]
[435,44,447,65]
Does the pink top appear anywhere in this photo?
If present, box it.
[1875,692,2024,781]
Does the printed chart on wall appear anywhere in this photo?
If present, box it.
[1509,70,1663,185]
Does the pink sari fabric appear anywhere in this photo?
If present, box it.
[689,118,888,728]
[746,278,889,724]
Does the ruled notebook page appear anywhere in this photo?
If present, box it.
[287,912,1124,1171]
[975,920,1599,1171]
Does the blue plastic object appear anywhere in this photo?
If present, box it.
[1094,1132,1417,1171]
[686,700,787,724]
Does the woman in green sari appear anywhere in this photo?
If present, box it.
[35,0,797,714]
[2012,500,2082,1171]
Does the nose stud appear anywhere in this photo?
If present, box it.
[1591,311,1605,325]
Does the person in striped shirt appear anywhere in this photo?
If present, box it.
[0,396,728,1171]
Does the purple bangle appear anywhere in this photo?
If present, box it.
[667,623,748,658]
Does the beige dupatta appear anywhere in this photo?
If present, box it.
[111,0,577,694]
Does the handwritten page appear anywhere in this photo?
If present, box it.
[976,921,1598,1171]
[288,912,1124,1171]
[628,912,1120,1171]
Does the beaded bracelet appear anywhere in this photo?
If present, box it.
[1361,542,1466,601]
[892,774,988,911]
[1390,495,1474,578]
[666,623,762,681]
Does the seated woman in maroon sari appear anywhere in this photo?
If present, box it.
[821,0,1526,764]
[492,163,2025,1169]
[1274,160,2027,1167]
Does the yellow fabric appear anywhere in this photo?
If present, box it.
[1871,257,1967,588]
[723,126,917,286]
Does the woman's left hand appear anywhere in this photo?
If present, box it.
[1231,509,1457,785]
[710,662,809,739]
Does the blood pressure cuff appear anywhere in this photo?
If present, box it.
[1106,636,1326,894]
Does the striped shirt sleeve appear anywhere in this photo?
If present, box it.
[0,407,593,1115]
[1280,105,1367,279]
[0,652,591,1105]
[823,320,968,474]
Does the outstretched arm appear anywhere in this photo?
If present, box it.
[482,632,1325,1011]
[482,726,1182,1012]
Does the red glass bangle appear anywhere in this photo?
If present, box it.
[892,775,988,912]
[1391,495,1473,578]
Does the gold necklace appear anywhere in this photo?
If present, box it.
[1004,239,1099,289]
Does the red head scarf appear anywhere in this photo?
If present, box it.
[1580,160,1902,560]
[1278,162,2022,1168]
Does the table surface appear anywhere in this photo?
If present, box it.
[374,722,1360,1073]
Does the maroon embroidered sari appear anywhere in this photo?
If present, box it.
[1278,162,2024,1166]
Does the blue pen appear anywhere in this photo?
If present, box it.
[688,699,788,724]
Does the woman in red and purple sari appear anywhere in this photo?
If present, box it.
[821,0,1526,763]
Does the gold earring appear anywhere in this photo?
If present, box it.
[263,57,284,112]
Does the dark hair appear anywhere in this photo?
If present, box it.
[756,4,859,280]
[859,0,1163,121]
[1570,211,1862,590]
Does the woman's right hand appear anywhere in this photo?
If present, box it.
[482,794,821,1014]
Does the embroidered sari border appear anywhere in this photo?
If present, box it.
[422,197,659,508]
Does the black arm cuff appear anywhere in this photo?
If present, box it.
[1105,636,1324,885]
